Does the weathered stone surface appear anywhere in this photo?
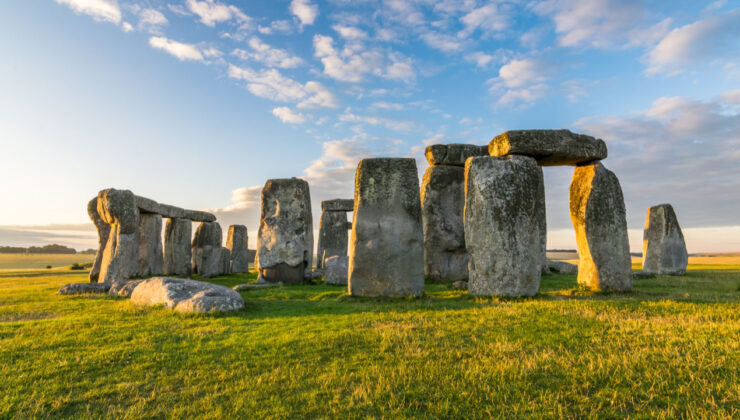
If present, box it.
[451,280,468,290]
[536,167,548,275]
[138,214,164,276]
[97,189,140,284]
[130,277,244,314]
[324,255,348,285]
[421,165,468,282]
[570,162,632,291]
[425,144,486,166]
[226,225,249,273]
[109,279,143,297]
[547,260,578,275]
[256,178,313,283]
[464,156,542,297]
[348,158,424,297]
[642,204,688,275]
[163,218,192,277]
[316,210,349,268]
[489,129,608,166]
[321,199,354,212]
[219,247,231,275]
[192,222,223,278]
[135,195,216,222]
[87,197,110,283]
[58,282,110,295]
[233,282,282,291]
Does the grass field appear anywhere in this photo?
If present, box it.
[0,253,95,270]
[1,265,739,418]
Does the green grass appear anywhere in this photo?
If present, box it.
[0,253,95,270]
[1,266,739,418]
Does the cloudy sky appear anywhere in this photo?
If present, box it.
[0,0,738,252]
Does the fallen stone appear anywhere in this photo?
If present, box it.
[316,209,349,268]
[321,199,354,212]
[97,188,140,284]
[87,197,111,283]
[425,144,486,167]
[311,269,324,280]
[130,277,244,314]
[163,217,192,277]
[451,280,468,290]
[464,155,542,297]
[421,164,468,282]
[547,260,578,275]
[489,129,608,166]
[642,204,688,275]
[256,178,313,283]
[233,282,283,291]
[109,279,143,298]
[324,255,348,285]
[348,158,424,297]
[138,213,164,276]
[570,162,632,291]
[135,195,216,222]
[192,222,223,278]
[226,225,249,273]
[58,283,111,295]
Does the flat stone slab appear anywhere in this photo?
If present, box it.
[58,283,111,295]
[321,199,354,212]
[233,282,283,291]
[130,277,244,313]
[546,260,578,275]
[135,195,216,222]
[425,144,486,166]
[489,129,607,166]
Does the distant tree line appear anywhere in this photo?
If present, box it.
[0,244,96,254]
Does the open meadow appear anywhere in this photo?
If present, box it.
[1,263,738,418]
[0,254,95,270]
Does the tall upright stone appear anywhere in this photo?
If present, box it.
[421,164,468,282]
[163,217,192,277]
[97,188,140,284]
[219,247,231,275]
[464,156,542,296]
[642,204,688,275]
[256,178,313,284]
[536,166,548,275]
[316,208,349,268]
[138,213,164,276]
[226,225,249,273]
[348,158,424,297]
[570,162,632,291]
[192,221,223,278]
[87,197,111,283]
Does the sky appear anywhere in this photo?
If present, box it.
[0,0,738,253]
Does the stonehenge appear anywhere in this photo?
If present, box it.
[464,155,542,297]
[163,218,192,277]
[642,204,688,275]
[316,199,352,269]
[97,188,140,284]
[87,197,110,283]
[192,221,223,278]
[348,158,424,297]
[421,144,486,282]
[226,225,249,273]
[255,178,314,284]
[138,214,164,277]
[489,129,607,166]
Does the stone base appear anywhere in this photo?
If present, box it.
[260,263,305,284]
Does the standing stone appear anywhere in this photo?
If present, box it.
[536,167,548,275]
[316,209,349,268]
[138,213,164,276]
[464,156,542,297]
[87,197,111,283]
[219,247,231,275]
[321,199,353,212]
[489,129,608,166]
[256,178,313,284]
[421,165,468,282]
[642,204,688,275]
[570,162,632,291]
[348,158,424,297]
[324,255,348,285]
[192,221,223,278]
[226,225,249,273]
[163,218,192,277]
[97,188,140,284]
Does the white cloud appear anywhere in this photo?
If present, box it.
[137,8,168,32]
[149,36,205,62]
[332,25,368,40]
[54,0,122,24]
[186,0,250,27]
[313,34,415,83]
[466,51,495,68]
[121,21,134,32]
[272,107,306,124]
[339,111,417,131]
[228,64,338,108]
[258,19,293,34]
[459,3,510,38]
[419,30,465,52]
[489,58,549,106]
[232,37,303,69]
[370,102,405,111]
[646,10,740,75]
[290,0,319,27]
[720,89,740,105]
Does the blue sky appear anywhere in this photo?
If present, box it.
[0,0,738,252]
